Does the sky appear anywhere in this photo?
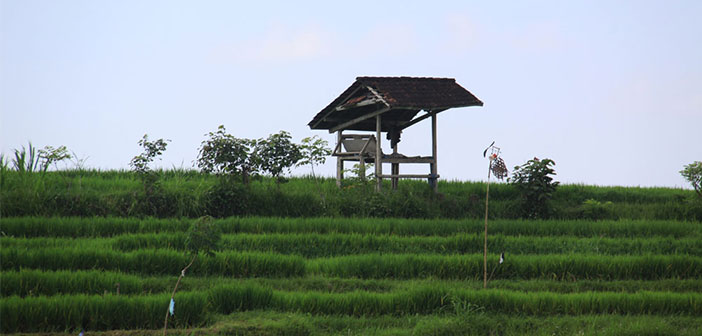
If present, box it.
[1,0,700,188]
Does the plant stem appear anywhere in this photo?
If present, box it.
[311,164,326,207]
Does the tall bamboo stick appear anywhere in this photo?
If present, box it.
[484,161,492,289]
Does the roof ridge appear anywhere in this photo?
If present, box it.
[356,76,456,81]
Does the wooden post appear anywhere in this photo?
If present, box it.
[359,147,366,182]
[336,130,343,188]
[375,115,382,192]
[429,111,438,193]
[391,144,399,190]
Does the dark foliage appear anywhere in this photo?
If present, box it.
[203,177,250,218]
[510,158,560,219]
[196,125,258,184]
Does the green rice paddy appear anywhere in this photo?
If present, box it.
[1,216,701,335]
[1,172,701,334]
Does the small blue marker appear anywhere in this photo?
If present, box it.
[169,298,175,316]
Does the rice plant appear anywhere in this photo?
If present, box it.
[3,216,697,238]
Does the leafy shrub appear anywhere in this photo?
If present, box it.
[9,142,72,174]
[387,189,432,218]
[680,161,702,198]
[134,187,179,217]
[203,177,250,217]
[510,158,560,219]
[581,199,615,220]
[129,135,169,176]
[255,131,302,183]
[196,125,258,184]
[298,135,332,178]
[129,135,171,216]
[37,145,72,172]
[297,135,332,206]
[185,215,221,257]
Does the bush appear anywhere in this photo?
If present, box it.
[680,161,702,198]
[255,131,302,183]
[196,125,258,184]
[203,178,250,217]
[581,199,615,220]
[510,158,560,219]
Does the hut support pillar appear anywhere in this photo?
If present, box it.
[429,111,438,193]
[375,115,382,192]
[391,144,399,190]
[336,130,343,188]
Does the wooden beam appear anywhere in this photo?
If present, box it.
[331,137,343,156]
[379,174,437,179]
[328,106,390,133]
[365,86,391,108]
[382,157,434,164]
[335,97,384,111]
[400,111,431,131]
[310,85,362,129]
[399,108,448,131]
[336,130,343,188]
[430,111,438,193]
[375,115,382,192]
[358,136,372,182]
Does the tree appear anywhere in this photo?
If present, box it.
[510,157,559,219]
[12,142,72,174]
[130,134,169,194]
[297,135,331,180]
[130,134,169,175]
[38,145,72,172]
[255,131,302,183]
[298,135,332,203]
[680,161,702,198]
[196,125,258,184]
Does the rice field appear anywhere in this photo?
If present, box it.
[1,216,701,335]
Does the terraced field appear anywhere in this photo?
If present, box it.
[1,216,701,335]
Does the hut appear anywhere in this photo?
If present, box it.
[308,76,483,192]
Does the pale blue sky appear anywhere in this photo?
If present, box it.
[1,0,700,187]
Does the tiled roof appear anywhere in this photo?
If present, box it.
[309,77,483,131]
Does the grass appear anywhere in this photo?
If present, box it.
[4,245,700,280]
[311,253,702,280]
[5,312,699,336]
[2,247,307,277]
[4,232,700,256]
[3,284,702,333]
[110,232,701,256]
[5,270,702,297]
[0,166,699,335]
[2,216,699,238]
[2,169,700,219]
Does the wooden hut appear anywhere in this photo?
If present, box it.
[308,76,483,192]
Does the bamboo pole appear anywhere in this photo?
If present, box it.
[163,255,197,335]
[483,161,492,289]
